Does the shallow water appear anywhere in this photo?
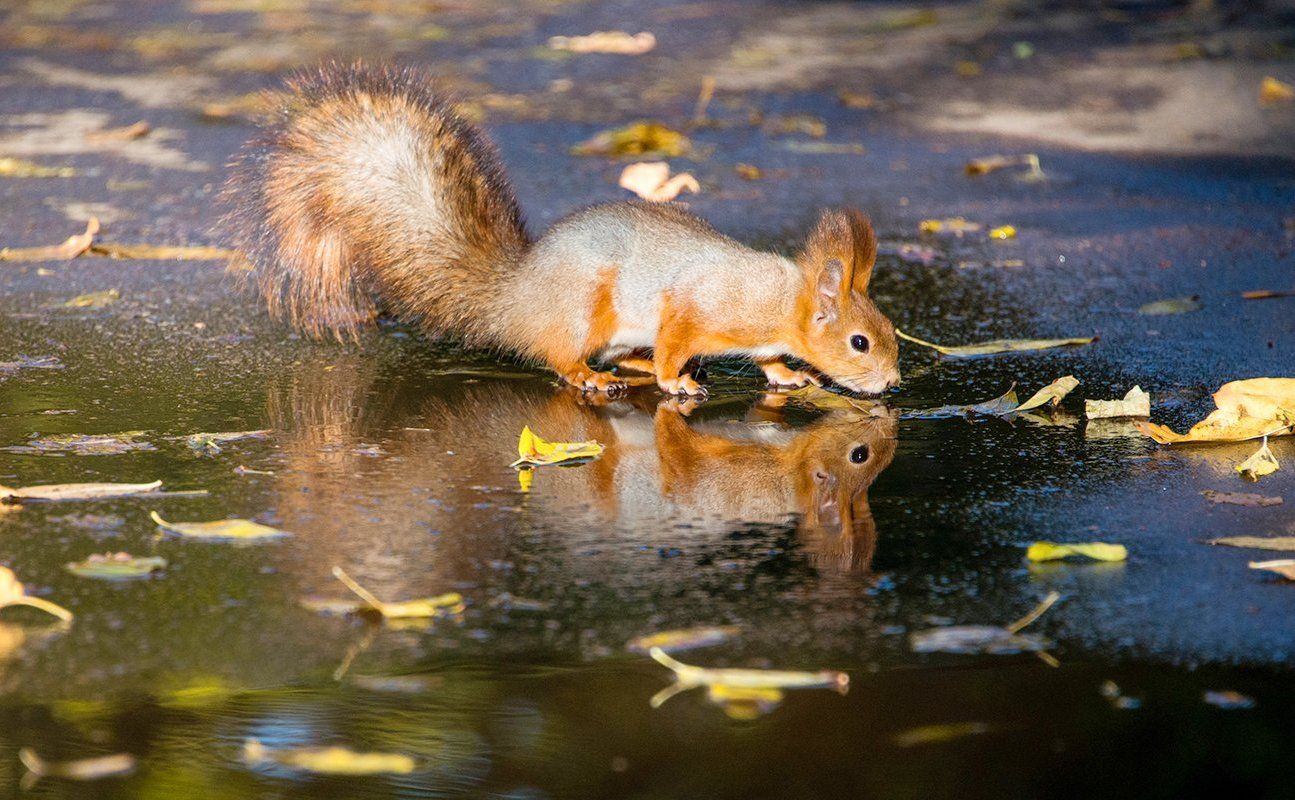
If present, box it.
[1,284,1293,798]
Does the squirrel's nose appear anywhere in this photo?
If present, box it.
[884,370,901,390]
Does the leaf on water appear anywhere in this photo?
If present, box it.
[510,426,604,468]
[571,122,689,157]
[765,113,827,138]
[1208,536,1295,552]
[0,480,163,502]
[299,596,368,616]
[1201,490,1282,507]
[1086,386,1151,419]
[66,552,166,580]
[1015,376,1080,413]
[892,721,994,747]
[1237,437,1280,481]
[735,163,762,180]
[1249,559,1295,580]
[989,224,1017,240]
[1138,295,1202,315]
[705,684,785,720]
[909,592,1059,658]
[964,153,1044,181]
[896,329,1096,357]
[627,625,740,654]
[87,243,239,260]
[618,162,700,202]
[1135,378,1295,444]
[905,377,1076,420]
[648,646,848,712]
[783,385,886,414]
[84,120,151,142]
[181,428,272,455]
[1026,542,1127,562]
[234,464,275,476]
[1260,76,1294,105]
[0,158,75,178]
[780,140,865,155]
[1242,289,1295,300]
[63,288,120,309]
[150,511,290,541]
[331,566,464,619]
[0,218,100,262]
[2,431,154,456]
[547,30,655,54]
[0,355,63,374]
[0,566,73,622]
[18,749,135,787]
[919,217,982,235]
[1203,690,1255,709]
[242,739,415,776]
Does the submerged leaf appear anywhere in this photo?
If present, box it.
[1086,386,1151,419]
[66,553,166,580]
[1138,296,1202,315]
[572,122,689,157]
[1237,437,1280,481]
[1249,559,1295,580]
[18,749,135,785]
[510,426,604,468]
[0,480,162,502]
[1026,542,1127,562]
[0,218,99,262]
[150,511,289,541]
[893,721,994,747]
[0,567,73,622]
[896,329,1095,358]
[1208,536,1295,552]
[1136,378,1295,444]
[1200,490,1282,507]
[332,566,464,619]
[618,162,699,202]
[627,625,740,654]
[242,739,415,775]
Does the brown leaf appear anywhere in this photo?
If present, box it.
[1209,536,1295,552]
[84,120,150,142]
[0,217,99,262]
[1242,290,1295,300]
[1201,490,1283,507]
[547,31,655,55]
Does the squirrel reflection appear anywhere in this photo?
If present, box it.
[265,356,897,579]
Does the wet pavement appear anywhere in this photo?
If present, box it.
[1,0,1294,797]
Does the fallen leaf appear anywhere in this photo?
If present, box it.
[0,480,163,502]
[1026,542,1127,562]
[704,683,785,719]
[88,243,239,260]
[66,552,166,580]
[627,625,740,654]
[1260,76,1294,105]
[510,426,603,468]
[618,162,700,202]
[181,428,272,455]
[18,749,135,787]
[84,120,150,142]
[909,592,1059,660]
[3,432,154,456]
[893,721,994,747]
[1138,296,1202,315]
[734,163,762,180]
[896,329,1096,358]
[1237,437,1280,481]
[0,217,99,262]
[0,355,62,374]
[1242,289,1295,300]
[0,566,73,622]
[234,465,275,476]
[1208,536,1295,552]
[989,225,1017,240]
[150,511,290,541]
[1203,690,1255,709]
[63,289,119,308]
[331,566,464,619]
[1015,376,1080,413]
[548,30,655,55]
[779,141,865,155]
[571,122,689,157]
[964,153,1044,181]
[1249,559,1295,580]
[1086,386,1151,419]
[242,739,415,775]
[1136,378,1295,444]
[765,113,827,138]
[648,646,847,712]
[784,384,886,414]
[919,217,982,235]
[0,158,75,178]
[1201,490,1282,507]
[906,377,1077,420]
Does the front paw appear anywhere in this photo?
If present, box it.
[658,374,708,398]
[762,363,821,388]
[563,370,627,396]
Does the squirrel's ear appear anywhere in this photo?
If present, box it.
[844,209,877,293]
[813,257,844,326]
[801,208,877,297]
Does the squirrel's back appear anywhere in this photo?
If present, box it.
[221,63,529,342]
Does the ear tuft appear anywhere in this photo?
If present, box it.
[799,208,878,294]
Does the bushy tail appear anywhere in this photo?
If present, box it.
[220,63,530,342]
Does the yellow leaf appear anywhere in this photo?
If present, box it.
[571,122,689,157]
[63,288,120,309]
[1260,76,1295,105]
[0,480,162,502]
[1138,296,1202,315]
[896,329,1096,357]
[510,426,604,468]
[547,30,655,55]
[331,566,464,619]
[0,566,73,622]
[1014,376,1079,413]
[0,158,75,178]
[989,224,1017,240]
[706,684,784,719]
[627,625,740,654]
[1026,542,1128,562]
[1135,378,1295,444]
[1249,560,1295,580]
[150,511,290,541]
[66,553,166,580]
[18,749,135,786]
[1237,437,1280,481]
[919,217,981,235]
[648,646,847,710]
[1086,386,1151,419]
[242,739,415,775]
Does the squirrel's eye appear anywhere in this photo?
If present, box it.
[850,334,870,353]
[849,445,869,464]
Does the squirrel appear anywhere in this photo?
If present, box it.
[220,63,901,397]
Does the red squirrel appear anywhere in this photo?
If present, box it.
[221,63,901,397]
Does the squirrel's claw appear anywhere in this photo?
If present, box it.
[658,374,708,398]
[564,370,627,396]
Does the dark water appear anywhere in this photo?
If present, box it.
[1,272,1293,799]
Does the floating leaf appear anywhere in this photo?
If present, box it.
[0,480,163,502]
[1208,536,1295,552]
[1237,437,1279,481]
[627,625,740,654]
[1260,76,1294,105]
[150,511,289,541]
[1086,386,1151,419]
[1136,378,1295,444]
[510,426,603,468]
[0,355,63,374]
[906,377,1076,420]
[1015,376,1080,413]
[780,140,865,155]
[1201,490,1282,507]
[66,553,166,580]
[18,749,135,787]
[0,567,73,622]
[181,428,272,455]
[705,684,785,720]
[783,385,885,413]
[0,158,75,178]
[571,122,689,157]
[547,30,655,54]
[1243,289,1295,300]
[618,162,699,202]
[1249,559,1295,580]
[1203,690,1255,709]
[896,329,1095,358]
[0,218,98,262]
[909,592,1059,660]
[1026,542,1127,562]
[989,225,1017,240]
[63,289,120,309]
[735,163,762,180]
[649,646,848,712]
[242,739,415,776]
[2,432,154,456]
[893,721,994,747]
[332,566,464,619]
[1138,296,1202,315]
[919,217,981,235]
